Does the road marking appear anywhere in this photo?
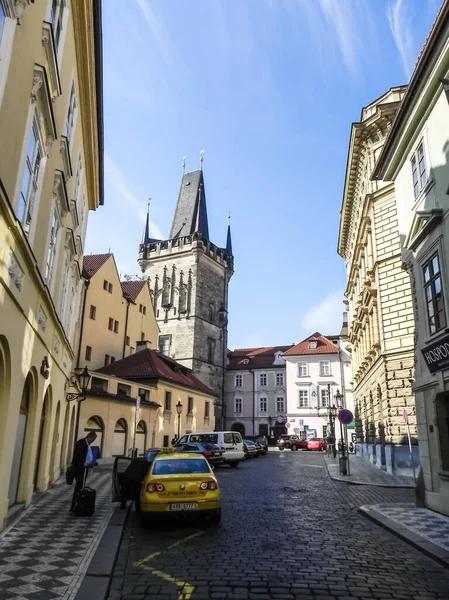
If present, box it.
[133,531,203,600]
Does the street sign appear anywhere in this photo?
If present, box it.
[338,409,353,425]
[402,408,408,424]
[277,415,284,424]
[299,419,304,426]
[285,422,290,429]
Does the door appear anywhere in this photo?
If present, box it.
[34,394,49,489]
[8,379,30,506]
[222,432,244,461]
[112,419,127,456]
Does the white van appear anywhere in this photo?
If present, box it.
[175,431,244,467]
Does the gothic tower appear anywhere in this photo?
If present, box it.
[138,169,234,428]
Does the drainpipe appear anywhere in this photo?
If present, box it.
[76,278,90,368]
[123,299,131,358]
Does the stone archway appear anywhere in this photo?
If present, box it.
[0,335,11,455]
[112,418,128,456]
[135,420,147,455]
[50,401,61,481]
[84,415,105,457]
[34,386,53,491]
[231,422,245,436]
[60,403,70,470]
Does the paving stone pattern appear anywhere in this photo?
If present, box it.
[372,503,449,551]
[332,481,415,509]
[110,452,449,600]
[0,468,114,600]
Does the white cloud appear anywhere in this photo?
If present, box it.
[300,289,345,335]
[104,153,163,240]
[387,0,416,79]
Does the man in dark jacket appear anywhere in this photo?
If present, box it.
[70,431,97,512]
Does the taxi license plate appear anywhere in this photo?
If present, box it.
[170,503,197,511]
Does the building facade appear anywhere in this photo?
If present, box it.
[284,334,352,442]
[337,87,418,474]
[225,346,292,440]
[79,254,159,371]
[138,170,233,428]
[0,1,102,530]
[374,3,449,514]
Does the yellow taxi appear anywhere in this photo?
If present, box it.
[140,452,221,526]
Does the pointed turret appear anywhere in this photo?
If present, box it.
[142,203,150,245]
[226,217,233,256]
[169,170,209,240]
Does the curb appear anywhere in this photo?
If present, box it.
[75,504,130,600]
[359,505,449,570]
[322,456,415,489]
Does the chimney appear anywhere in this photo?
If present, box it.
[136,340,151,352]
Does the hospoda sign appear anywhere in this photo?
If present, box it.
[422,334,449,374]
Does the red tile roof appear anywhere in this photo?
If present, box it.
[283,333,339,357]
[83,254,112,278]
[97,348,217,397]
[227,345,293,370]
[121,280,146,303]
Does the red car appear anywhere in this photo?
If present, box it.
[277,435,308,451]
[307,438,327,451]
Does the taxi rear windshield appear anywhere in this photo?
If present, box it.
[152,458,210,475]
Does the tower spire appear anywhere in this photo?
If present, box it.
[200,150,204,170]
[182,156,186,174]
[226,213,233,256]
[142,199,151,244]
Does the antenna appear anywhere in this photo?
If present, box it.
[182,156,186,174]
[200,150,204,170]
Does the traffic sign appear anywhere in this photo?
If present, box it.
[299,419,304,426]
[285,422,290,429]
[402,408,408,424]
[338,409,353,425]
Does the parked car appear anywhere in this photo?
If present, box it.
[243,435,267,455]
[307,438,327,451]
[112,448,161,511]
[177,442,224,467]
[140,453,221,527]
[243,439,258,459]
[175,431,244,467]
[277,435,308,451]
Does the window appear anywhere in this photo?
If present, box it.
[235,374,242,387]
[125,336,130,346]
[205,402,210,417]
[103,280,108,291]
[91,377,107,392]
[322,425,328,438]
[108,317,113,331]
[18,121,43,234]
[64,81,76,143]
[117,383,131,398]
[320,361,331,376]
[276,397,284,413]
[104,354,110,366]
[139,304,143,313]
[163,435,169,448]
[259,397,267,413]
[159,335,171,356]
[85,346,92,361]
[207,338,216,363]
[164,391,172,411]
[138,387,149,402]
[114,320,119,333]
[411,142,428,198]
[259,373,267,386]
[143,306,146,315]
[320,388,330,407]
[188,397,194,414]
[423,253,447,334]
[44,209,60,287]
[59,254,69,318]
[298,362,308,377]
[276,372,284,386]
[0,4,4,42]
[108,283,113,293]
[209,302,215,322]
[309,341,317,349]
[72,156,82,204]
[110,357,115,364]
[50,0,65,50]
[298,390,309,408]
[89,305,96,320]
[235,398,242,413]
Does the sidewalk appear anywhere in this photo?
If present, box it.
[324,452,415,487]
[0,467,118,600]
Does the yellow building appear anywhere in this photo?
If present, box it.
[337,88,418,475]
[0,1,103,530]
[79,254,159,370]
[79,345,218,457]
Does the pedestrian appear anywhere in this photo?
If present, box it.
[70,431,97,512]
[171,434,178,447]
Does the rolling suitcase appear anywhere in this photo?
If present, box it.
[74,469,96,516]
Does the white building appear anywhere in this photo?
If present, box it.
[284,332,353,442]
[373,3,449,515]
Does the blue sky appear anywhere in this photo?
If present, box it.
[85,0,440,350]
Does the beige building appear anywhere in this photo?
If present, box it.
[338,88,418,475]
[82,345,217,455]
[79,254,159,370]
[0,1,103,530]
[373,2,449,513]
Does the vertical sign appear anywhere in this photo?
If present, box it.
[403,408,416,482]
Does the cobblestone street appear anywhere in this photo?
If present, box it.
[109,451,449,600]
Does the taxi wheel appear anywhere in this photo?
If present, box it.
[229,461,239,468]
[210,508,221,525]
[140,513,153,528]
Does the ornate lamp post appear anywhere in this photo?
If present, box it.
[67,366,92,454]
[176,400,183,439]
[334,389,346,458]
[316,391,338,458]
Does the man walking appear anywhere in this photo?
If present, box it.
[70,431,97,512]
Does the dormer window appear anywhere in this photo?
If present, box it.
[243,358,249,365]
[309,341,318,349]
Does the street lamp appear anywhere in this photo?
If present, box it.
[176,400,183,438]
[316,393,338,458]
[334,389,346,458]
[218,305,228,431]
[68,366,92,455]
